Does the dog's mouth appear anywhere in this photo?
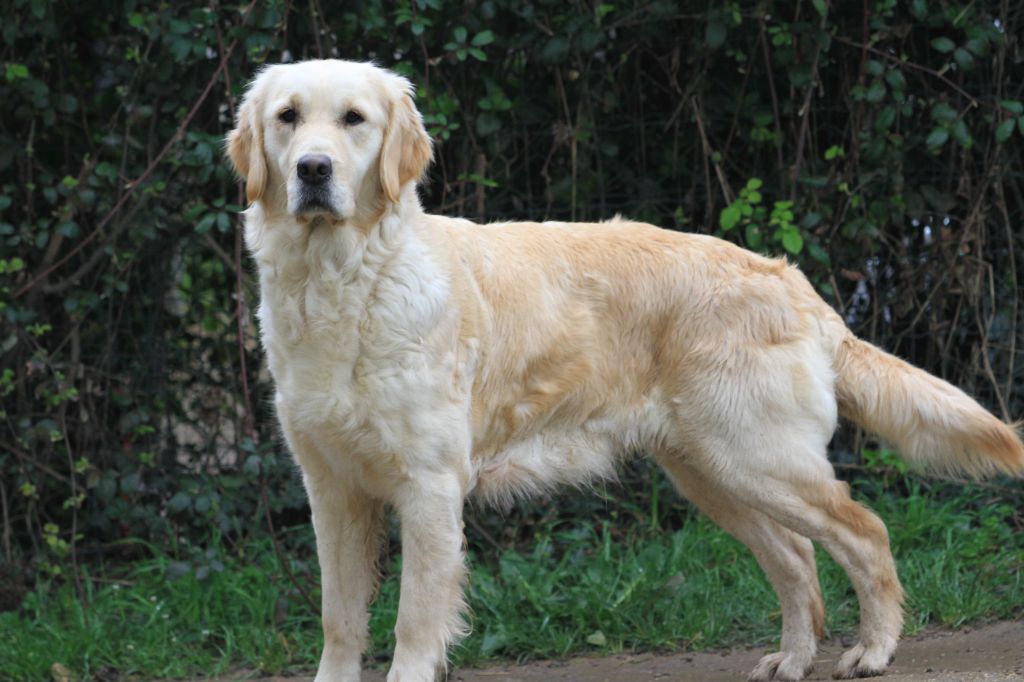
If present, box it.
[293,187,342,219]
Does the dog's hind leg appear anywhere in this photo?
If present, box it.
[684,446,904,680]
[660,458,824,681]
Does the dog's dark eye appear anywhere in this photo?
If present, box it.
[279,108,297,124]
[343,110,364,126]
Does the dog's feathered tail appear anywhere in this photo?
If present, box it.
[831,331,1024,479]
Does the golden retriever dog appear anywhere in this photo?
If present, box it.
[226,59,1024,682]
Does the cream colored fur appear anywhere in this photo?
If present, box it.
[226,60,1024,682]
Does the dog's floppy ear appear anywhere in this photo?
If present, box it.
[226,89,268,203]
[379,80,433,204]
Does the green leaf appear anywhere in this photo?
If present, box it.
[586,630,607,646]
[475,112,501,137]
[884,69,906,91]
[471,30,494,47]
[930,102,957,124]
[781,229,804,254]
[865,80,886,103]
[999,100,1023,116]
[875,106,896,131]
[746,178,763,190]
[926,127,949,150]
[745,224,763,250]
[4,63,29,81]
[453,26,467,44]
[930,37,955,54]
[58,94,77,113]
[865,60,884,77]
[719,204,742,231]
[951,119,971,149]
[995,119,1015,144]
[811,0,827,17]
[953,48,974,70]
[541,37,569,63]
[196,213,216,234]
[705,20,726,49]
[168,492,192,513]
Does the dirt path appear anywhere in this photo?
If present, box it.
[341,621,1023,681]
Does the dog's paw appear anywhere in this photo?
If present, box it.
[748,650,813,682]
[832,642,895,679]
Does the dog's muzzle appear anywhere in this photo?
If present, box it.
[295,153,338,215]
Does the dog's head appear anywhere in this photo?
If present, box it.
[226,60,433,223]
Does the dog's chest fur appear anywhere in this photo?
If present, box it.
[247,213,475,481]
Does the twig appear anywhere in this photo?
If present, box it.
[0,442,71,485]
[757,17,786,182]
[789,9,830,201]
[832,34,981,108]
[690,97,734,205]
[0,479,10,564]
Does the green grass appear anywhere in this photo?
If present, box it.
[2,481,1022,681]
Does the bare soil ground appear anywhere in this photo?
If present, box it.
[247,621,1024,682]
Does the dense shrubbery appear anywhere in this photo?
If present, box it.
[1,0,1022,593]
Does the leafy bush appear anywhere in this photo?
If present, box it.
[0,0,1021,590]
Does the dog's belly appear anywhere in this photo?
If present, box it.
[470,400,671,505]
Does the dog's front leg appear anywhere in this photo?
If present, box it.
[387,471,468,682]
[307,476,384,682]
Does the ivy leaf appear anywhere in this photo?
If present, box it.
[995,119,1015,144]
[705,20,726,49]
[196,213,216,234]
[781,229,804,255]
[999,100,1023,116]
[168,491,192,513]
[541,37,569,63]
[4,63,29,81]
[471,30,494,47]
[476,112,501,137]
[930,102,957,124]
[865,60,884,77]
[884,70,906,92]
[865,80,886,103]
[719,204,741,231]
[953,48,974,70]
[926,127,949,150]
[951,119,971,149]
[930,37,955,54]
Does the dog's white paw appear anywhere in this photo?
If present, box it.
[832,641,895,679]
[748,650,814,682]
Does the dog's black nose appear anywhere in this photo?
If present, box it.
[296,154,332,185]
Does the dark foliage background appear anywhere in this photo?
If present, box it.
[1,0,1022,595]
